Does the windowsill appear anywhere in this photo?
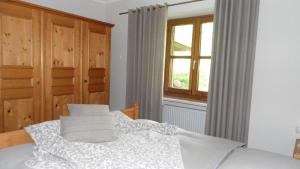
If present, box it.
[163,97,207,108]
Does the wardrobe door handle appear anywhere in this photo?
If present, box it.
[84,80,88,83]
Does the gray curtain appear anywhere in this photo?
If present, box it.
[205,0,260,143]
[126,6,167,122]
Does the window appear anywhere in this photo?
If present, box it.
[164,15,214,101]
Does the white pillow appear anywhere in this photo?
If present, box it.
[67,104,109,116]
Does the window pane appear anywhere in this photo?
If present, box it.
[200,22,213,56]
[171,25,193,56]
[170,59,191,90]
[198,59,211,92]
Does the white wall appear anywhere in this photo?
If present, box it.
[21,0,106,21]
[248,0,300,156]
[105,0,215,110]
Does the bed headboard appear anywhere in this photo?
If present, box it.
[0,103,139,149]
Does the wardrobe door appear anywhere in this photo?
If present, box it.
[44,13,81,120]
[0,2,41,132]
[83,22,111,104]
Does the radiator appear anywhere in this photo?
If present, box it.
[162,98,207,133]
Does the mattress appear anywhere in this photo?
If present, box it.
[1,129,299,169]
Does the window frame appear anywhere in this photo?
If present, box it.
[164,15,214,102]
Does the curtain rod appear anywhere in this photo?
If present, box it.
[119,0,205,15]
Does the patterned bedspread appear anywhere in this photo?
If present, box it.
[24,111,184,169]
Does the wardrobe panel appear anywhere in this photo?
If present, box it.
[44,13,81,121]
[53,25,75,67]
[2,16,33,66]
[83,23,110,104]
[52,95,73,119]
[89,32,106,68]
[89,92,105,104]
[0,1,41,133]
[3,98,33,131]
[1,79,32,89]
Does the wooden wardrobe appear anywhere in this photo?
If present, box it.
[0,1,113,132]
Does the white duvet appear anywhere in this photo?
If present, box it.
[27,111,290,169]
[4,111,299,169]
[24,112,184,169]
[178,129,300,169]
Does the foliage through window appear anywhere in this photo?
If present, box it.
[164,15,214,101]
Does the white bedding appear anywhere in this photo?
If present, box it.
[1,111,300,169]
[219,148,300,169]
[178,129,300,169]
[24,111,184,169]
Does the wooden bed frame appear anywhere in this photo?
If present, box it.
[0,103,139,149]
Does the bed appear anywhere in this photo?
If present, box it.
[0,103,299,169]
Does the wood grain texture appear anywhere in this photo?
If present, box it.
[2,15,32,66]
[52,95,74,119]
[121,102,140,120]
[3,99,33,131]
[0,2,41,132]
[0,67,33,79]
[0,102,139,149]
[52,68,75,78]
[0,129,33,149]
[89,92,105,104]
[0,0,112,132]
[1,88,34,100]
[44,12,81,121]
[294,139,300,160]
[88,68,105,92]
[83,22,110,104]
[1,79,32,89]
[53,25,75,67]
